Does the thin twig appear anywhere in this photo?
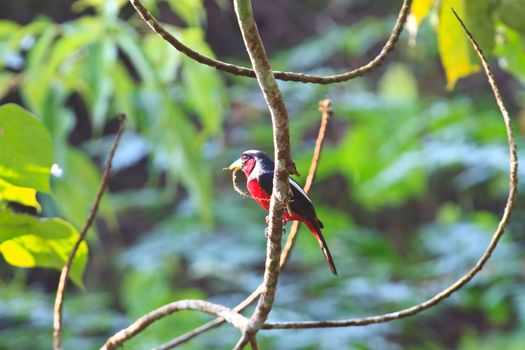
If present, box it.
[233,333,251,350]
[281,99,332,267]
[99,300,249,350]
[129,0,411,85]
[156,100,332,350]
[53,115,125,350]
[249,335,260,350]
[261,9,519,331]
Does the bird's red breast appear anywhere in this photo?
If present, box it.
[247,179,271,211]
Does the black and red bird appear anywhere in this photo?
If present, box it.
[227,150,337,275]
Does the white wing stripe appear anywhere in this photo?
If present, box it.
[290,179,312,204]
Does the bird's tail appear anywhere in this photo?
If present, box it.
[305,221,338,275]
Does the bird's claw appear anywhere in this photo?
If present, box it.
[264,223,287,239]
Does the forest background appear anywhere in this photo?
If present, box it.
[0,0,524,349]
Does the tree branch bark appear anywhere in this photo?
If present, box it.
[230,0,298,348]
[100,300,249,350]
[129,0,411,84]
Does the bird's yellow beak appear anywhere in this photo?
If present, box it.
[223,158,243,171]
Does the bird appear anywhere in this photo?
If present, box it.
[226,150,337,275]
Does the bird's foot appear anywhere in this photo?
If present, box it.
[264,222,287,239]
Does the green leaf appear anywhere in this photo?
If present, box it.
[410,0,435,27]
[438,0,480,89]
[110,61,138,124]
[82,38,117,132]
[72,0,127,15]
[408,0,435,44]
[0,72,16,101]
[21,26,58,115]
[22,18,100,115]
[0,178,40,210]
[464,0,495,54]
[494,25,525,84]
[166,0,205,27]
[116,26,157,84]
[0,20,19,38]
[0,210,87,287]
[378,63,418,105]
[0,103,53,192]
[180,28,227,137]
[149,103,213,223]
[116,26,214,222]
[496,0,525,34]
[143,32,181,85]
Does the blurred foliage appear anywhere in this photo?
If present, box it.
[0,103,87,287]
[0,0,524,349]
[410,0,525,88]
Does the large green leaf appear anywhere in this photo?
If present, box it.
[0,178,40,210]
[438,0,480,89]
[0,103,53,192]
[0,210,88,286]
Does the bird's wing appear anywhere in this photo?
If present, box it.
[258,174,320,224]
[257,172,273,195]
[289,178,318,224]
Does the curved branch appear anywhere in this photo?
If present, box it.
[53,115,125,350]
[262,9,519,331]
[129,0,411,84]
[155,100,332,350]
[99,300,249,350]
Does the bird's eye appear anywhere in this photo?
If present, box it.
[241,154,250,161]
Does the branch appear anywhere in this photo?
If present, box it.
[261,9,519,331]
[53,115,125,350]
[155,100,332,350]
[249,335,260,350]
[129,0,411,84]
[99,300,249,350]
[230,0,298,348]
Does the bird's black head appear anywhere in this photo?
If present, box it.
[227,150,274,178]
